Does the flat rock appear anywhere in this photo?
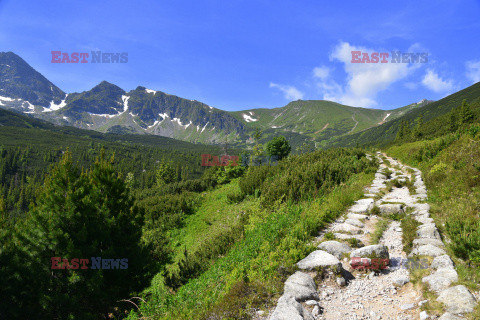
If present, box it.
[379,203,404,215]
[347,212,368,220]
[416,224,441,240]
[344,218,364,228]
[438,312,464,320]
[333,233,359,240]
[431,255,455,270]
[296,250,341,271]
[414,193,428,200]
[437,285,477,314]
[409,244,446,257]
[269,294,315,320]
[350,244,389,259]
[318,241,352,260]
[413,238,445,248]
[349,199,374,214]
[375,173,387,180]
[414,203,431,211]
[284,271,319,302]
[392,275,410,287]
[331,223,362,234]
[415,217,434,224]
[422,267,459,293]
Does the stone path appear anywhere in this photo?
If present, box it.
[264,152,477,320]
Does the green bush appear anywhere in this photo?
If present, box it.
[446,214,480,264]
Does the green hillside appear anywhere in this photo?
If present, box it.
[327,82,480,148]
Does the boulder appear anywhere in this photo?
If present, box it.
[413,238,445,248]
[431,255,455,270]
[350,244,389,259]
[344,218,364,228]
[414,217,434,224]
[331,223,362,234]
[409,244,446,258]
[332,233,359,241]
[379,204,403,215]
[437,285,477,314]
[438,312,464,320]
[269,294,315,320]
[392,275,410,287]
[296,250,342,271]
[318,241,352,260]
[284,271,319,302]
[416,224,441,240]
[349,198,374,214]
[414,203,430,212]
[375,173,387,180]
[422,267,459,293]
[347,213,368,220]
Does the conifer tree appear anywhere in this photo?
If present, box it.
[5,149,151,319]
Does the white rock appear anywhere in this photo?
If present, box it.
[409,244,446,258]
[269,294,315,320]
[422,268,459,293]
[431,255,455,270]
[284,271,319,302]
[296,250,342,271]
[437,285,477,314]
[345,218,365,228]
[331,223,362,234]
[318,241,352,260]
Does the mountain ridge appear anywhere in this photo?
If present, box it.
[0,51,431,148]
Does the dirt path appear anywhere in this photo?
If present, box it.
[264,152,477,320]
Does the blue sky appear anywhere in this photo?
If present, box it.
[1,0,479,110]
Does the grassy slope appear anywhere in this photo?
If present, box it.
[328,82,480,148]
[387,132,480,319]
[130,167,375,319]
[231,100,387,138]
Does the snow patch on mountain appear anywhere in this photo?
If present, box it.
[147,120,159,129]
[120,95,130,114]
[44,94,68,112]
[242,113,258,122]
[0,95,15,102]
[88,112,117,118]
[201,122,209,133]
[24,101,35,113]
[145,88,157,94]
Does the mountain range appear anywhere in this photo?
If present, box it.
[0,51,433,148]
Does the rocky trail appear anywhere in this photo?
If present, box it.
[264,152,478,320]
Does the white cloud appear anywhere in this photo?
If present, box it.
[320,41,421,107]
[421,69,454,93]
[466,60,480,83]
[269,82,304,100]
[313,66,330,80]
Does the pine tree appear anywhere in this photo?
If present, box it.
[156,160,176,187]
[460,99,474,124]
[6,149,152,319]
